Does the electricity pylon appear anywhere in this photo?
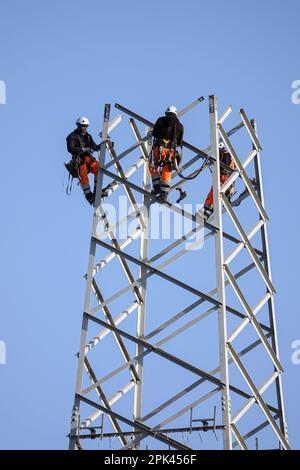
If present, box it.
[68,96,289,450]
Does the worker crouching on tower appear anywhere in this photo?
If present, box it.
[66,116,103,205]
[150,105,184,203]
[203,142,236,219]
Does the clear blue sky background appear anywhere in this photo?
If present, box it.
[0,0,299,450]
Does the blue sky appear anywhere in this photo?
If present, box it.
[0,0,299,450]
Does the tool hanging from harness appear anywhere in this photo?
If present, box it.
[65,157,81,195]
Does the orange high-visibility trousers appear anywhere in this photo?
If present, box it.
[149,147,174,193]
[205,174,232,208]
[79,155,99,188]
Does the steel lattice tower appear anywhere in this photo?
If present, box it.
[68,96,289,450]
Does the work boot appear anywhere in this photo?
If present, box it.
[151,185,161,196]
[85,191,95,205]
[93,185,108,200]
[204,205,213,220]
[159,192,169,204]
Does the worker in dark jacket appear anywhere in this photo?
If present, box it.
[150,105,184,202]
[66,116,101,205]
[203,142,236,219]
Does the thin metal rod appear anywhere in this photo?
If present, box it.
[210,94,232,449]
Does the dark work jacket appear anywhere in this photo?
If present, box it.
[66,128,97,158]
[153,113,184,147]
[220,150,235,174]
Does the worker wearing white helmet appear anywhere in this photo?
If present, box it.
[66,116,103,205]
[150,105,184,203]
[203,141,236,220]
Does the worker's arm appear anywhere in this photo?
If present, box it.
[152,117,164,140]
[177,124,184,148]
[89,135,100,151]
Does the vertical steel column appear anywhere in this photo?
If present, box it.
[251,119,289,443]
[209,95,232,449]
[69,104,111,450]
[133,128,151,448]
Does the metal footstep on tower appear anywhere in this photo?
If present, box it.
[68,97,290,450]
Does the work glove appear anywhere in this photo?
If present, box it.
[82,147,91,154]
[93,144,101,151]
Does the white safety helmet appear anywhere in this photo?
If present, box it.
[165,105,177,115]
[219,142,226,151]
[76,116,90,126]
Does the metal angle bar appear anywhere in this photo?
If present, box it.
[218,123,269,221]
[123,387,220,451]
[209,94,232,450]
[230,423,248,450]
[85,301,138,353]
[224,219,264,266]
[218,105,233,125]
[156,306,218,349]
[97,205,143,304]
[77,394,190,450]
[224,265,283,372]
[83,357,127,447]
[227,343,290,449]
[91,279,140,383]
[81,380,135,429]
[228,292,272,344]
[220,149,257,195]
[129,119,150,161]
[240,109,262,151]
[104,136,149,170]
[232,371,279,425]
[92,228,142,275]
[133,128,152,445]
[222,195,275,293]
[100,114,123,138]
[106,140,146,231]
[96,206,141,240]
[103,156,145,199]
[232,414,279,448]
[177,96,205,118]
[97,166,265,256]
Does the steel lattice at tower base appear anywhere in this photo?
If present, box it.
[68,96,290,450]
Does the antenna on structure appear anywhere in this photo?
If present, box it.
[68,96,290,450]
